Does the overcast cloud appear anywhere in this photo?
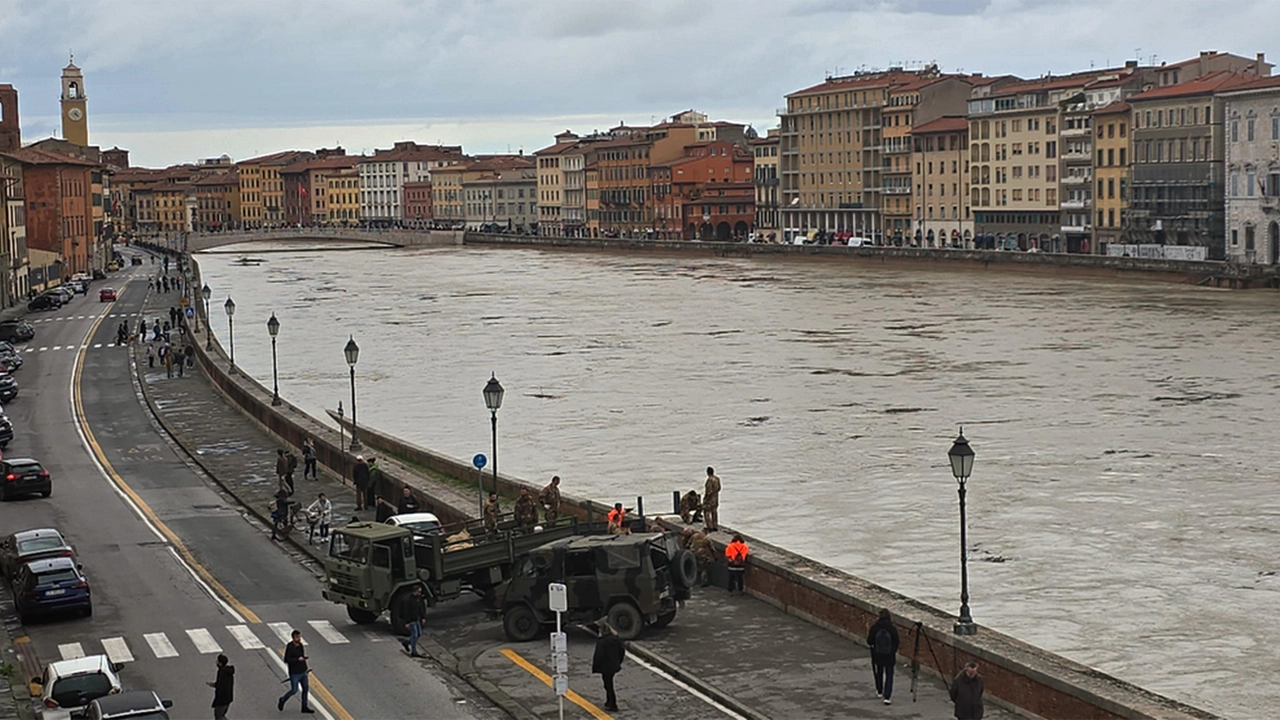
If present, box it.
[2,0,1278,167]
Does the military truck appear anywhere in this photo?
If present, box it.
[321,517,581,632]
[499,532,698,641]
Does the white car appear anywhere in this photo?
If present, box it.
[385,512,443,537]
[32,654,123,718]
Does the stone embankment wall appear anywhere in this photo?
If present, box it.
[464,233,1280,288]
[185,256,1217,720]
[184,228,463,253]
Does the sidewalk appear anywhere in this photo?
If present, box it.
[131,280,1013,719]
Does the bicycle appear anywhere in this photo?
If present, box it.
[271,500,302,540]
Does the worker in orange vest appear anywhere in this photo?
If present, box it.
[607,503,629,535]
[724,534,749,594]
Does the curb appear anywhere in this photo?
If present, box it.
[625,640,770,720]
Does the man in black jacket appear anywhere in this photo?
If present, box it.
[397,486,420,515]
[950,662,984,719]
[277,630,313,713]
[207,654,234,719]
[592,622,625,712]
[866,608,900,705]
[400,584,427,658]
[352,455,370,511]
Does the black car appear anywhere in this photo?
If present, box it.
[0,373,16,403]
[1,459,48,500]
[0,321,33,343]
[83,690,173,720]
[0,415,12,449]
[92,269,106,280]
[27,294,60,312]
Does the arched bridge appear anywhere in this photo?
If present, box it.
[177,228,463,253]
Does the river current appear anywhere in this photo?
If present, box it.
[194,242,1279,717]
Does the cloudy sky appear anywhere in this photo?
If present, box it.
[2,0,1278,167]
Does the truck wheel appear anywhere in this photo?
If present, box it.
[347,606,378,624]
[607,602,643,640]
[650,608,677,630]
[672,550,698,589]
[503,604,540,642]
[388,588,412,636]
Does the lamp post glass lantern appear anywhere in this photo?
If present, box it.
[344,336,361,451]
[223,296,236,371]
[948,428,977,635]
[483,373,504,494]
[267,313,281,406]
[202,284,212,349]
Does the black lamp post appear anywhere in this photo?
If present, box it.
[948,427,977,636]
[483,373,504,494]
[267,313,281,406]
[223,296,236,374]
[202,284,212,350]
[344,335,361,451]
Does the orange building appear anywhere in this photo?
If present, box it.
[652,141,755,240]
[5,145,98,278]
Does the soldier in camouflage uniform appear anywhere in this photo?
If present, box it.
[682,528,716,587]
[482,492,500,533]
[702,466,721,533]
[539,475,562,524]
[678,490,702,525]
[514,488,539,533]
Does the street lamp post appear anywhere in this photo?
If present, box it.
[223,296,236,374]
[202,284,212,349]
[948,428,977,636]
[337,401,346,485]
[267,313,281,406]
[344,336,361,451]
[483,373,504,494]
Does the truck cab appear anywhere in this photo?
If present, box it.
[500,532,696,641]
[323,522,417,625]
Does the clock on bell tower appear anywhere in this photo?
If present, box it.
[60,56,88,147]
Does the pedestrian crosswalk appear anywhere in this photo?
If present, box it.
[57,619,371,662]
[28,313,145,323]
[19,343,130,353]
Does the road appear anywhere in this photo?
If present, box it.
[0,258,502,719]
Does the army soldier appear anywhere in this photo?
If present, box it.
[514,488,538,533]
[539,475,562,524]
[678,490,702,525]
[482,492,500,533]
[702,466,721,533]
[682,528,716,587]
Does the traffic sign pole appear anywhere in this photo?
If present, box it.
[472,454,488,517]
[549,583,568,720]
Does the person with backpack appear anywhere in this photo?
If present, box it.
[301,438,317,480]
[866,608,901,705]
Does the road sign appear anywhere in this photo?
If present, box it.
[553,651,568,674]
[548,583,567,612]
[550,631,566,653]
[553,674,568,696]
[180,296,190,307]
[472,453,487,469]
[184,306,195,319]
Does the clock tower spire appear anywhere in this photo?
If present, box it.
[60,56,88,147]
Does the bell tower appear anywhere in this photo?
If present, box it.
[60,57,88,147]
[0,84,19,153]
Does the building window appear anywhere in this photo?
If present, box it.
[1248,172,1256,197]
[1246,225,1256,251]
[1248,118,1256,141]
[1231,172,1239,197]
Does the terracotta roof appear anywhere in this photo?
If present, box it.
[534,140,579,156]
[2,147,98,167]
[111,168,166,183]
[788,70,922,98]
[1128,71,1258,101]
[990,68,1137,98]
[194,170,237,187]
[1217,74,1280,95]
[1091,100,1132,116]
[363,143,464,163]
[238,150,313,166]
[912,116,969,134]
[281,155,358,174]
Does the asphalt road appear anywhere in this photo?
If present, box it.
[0,259,502,719]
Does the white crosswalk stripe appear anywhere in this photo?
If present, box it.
[58,642,85,661]
[227,624,266,650]
[101,637,134,664]
[266,622,295,645]
[144,632,179,659]
[308,620,349,645]
[186,628,222,654]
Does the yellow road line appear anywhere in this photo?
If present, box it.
[71,288,356,720]
[501,647,614,720]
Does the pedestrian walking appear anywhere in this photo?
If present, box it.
[162,320,171,342]
[482,492,500,533]
[276,449,291,495]
[702,466,721,533]
[162,277,169,293]
[867,608,901,705]
[301,438,317,480]
[276,630,314,713]
[207,653,234,719]
[725,533,749,594]
[176,346,186,377]
[397,486,420,515]
[148,278,154,292]
[678,489,702,525]
[306,493,331,543]
[352,455,370,511]
[398,585,427,658]
[375,496,395,523]
[138,318,147,340]
[169,306,178,327]
[163,346,174,378]
[285,450,298,495]
[366,457,384,507]
[270,489,294,541]
[185,344,195,369]
[950,662,984,719]
[538,475,561,524]
[514,489,538,533]
[146,343,155,368]
[152,319,162,340]
[592,621,625,712]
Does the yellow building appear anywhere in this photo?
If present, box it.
[911,116,972,246]
[194,170,240,231]
[326,166,360,224]
[236,150,311,228]
[751,130,780,238]
[429,167,465,223]
[534,132,578,235]
[1091,101,1131,250]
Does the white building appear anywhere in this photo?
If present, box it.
[1223,76,1280,264]
[357,142,464,222]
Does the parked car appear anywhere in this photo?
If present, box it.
[51,285,76,302]
[0,371,18,402]
[91,269,106,280]
[0,458,51,501]
[13,557,91,622]
[384,511,443,537]
[0,414,13,449]
[0,528,72,578]
[98,288,116,303]
[27,294,61,312]
[0,320,34,343]
[65,280,88,295]
[31,655,123,719]
[79,691,172,720]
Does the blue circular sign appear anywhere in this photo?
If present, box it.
[472,453,487,469]
[185,306,195,318]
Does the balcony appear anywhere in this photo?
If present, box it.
[883,143,912,155]
[1062,148,1092,162]
[1262,195,1280,212]
[1060,223,1090,234]
[882,186,912,195]
[1060,199,1092,210]
[1061,126,1092,138]
[1061,174,1091,185]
